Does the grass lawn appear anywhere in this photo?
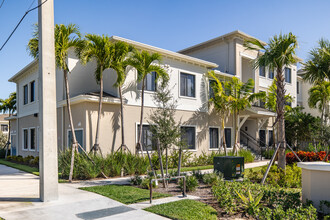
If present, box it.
[0,159,39,175]
[80,184,171,204]
[145,199,218,220]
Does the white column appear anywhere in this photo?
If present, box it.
[38,0,58,202]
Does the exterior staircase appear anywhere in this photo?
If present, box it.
[240,130,268,160]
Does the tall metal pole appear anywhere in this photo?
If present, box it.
[38,0,58,202]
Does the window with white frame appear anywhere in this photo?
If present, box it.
[297,81,300,94]
[137,72,157,92]
[23,85,28,105]
[224,128,232,148]
[259,66,266,77]
[68,129,84,151]
[30,128,36,150]
[1,124,8,132]
[23,129,28,150]
[209,127,219,149]
[285,67,292,83]
[181,126,196,149]
[30,81,35,102]
[268,68,274,79]
[180,72,195,97]
[137,124,156,151]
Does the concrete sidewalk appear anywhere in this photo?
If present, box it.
[0,165,168,220]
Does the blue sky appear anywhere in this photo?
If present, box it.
[0,0,329,99]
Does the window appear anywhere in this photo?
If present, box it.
[1,124,8,132]
[30,128,36,150]
[259,66,266,77]
[224,128,232,148]
[259,99,265,108]
[209,80,216,98]
[180,73,195,97]
[285,101,292,107]
[268,69,274,79]
[23,85,28,105]
[209,128,219,149]
[137,125,156,151]
[268,130,274,147]
[23,129,28,150]
[297,81,300,94]
[181,126,196,149]
[137,72,156,92]
[285,68,292,83]
[30,81,35,102]
[68,129,84,152]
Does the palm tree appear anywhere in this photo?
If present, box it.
[308,81,330,125]
[0,92,16,159]
[208,70,230,155]
[109,41,134,151]
[245,32,298,169]
[225,77,265,154]
[302,39,330,83]
[76,34,114,155]
[28,24,81,182]
[127,50,168,155]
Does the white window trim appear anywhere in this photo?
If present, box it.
[209,126,221,150]
[178,71,197,100]
[22,128,29,151]
[66,128,84,148]
[180,125,197,151]
[29,127,36,152]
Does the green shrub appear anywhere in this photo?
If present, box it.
[140,177,158,189]
[212,179,302,214]
[0,148,6,158]
[258,205,317,220]
[16,155,23,162]
[179,176,198,192]
[6,155,12,160]
[246,164,301,188]
[191,169,203,181]
[23,155,34,164]
[202,172,222,185]
[130,175,143,186]
[29,156,39,167]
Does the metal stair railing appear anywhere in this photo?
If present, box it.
[240,130,269,160]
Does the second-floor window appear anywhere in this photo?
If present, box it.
[285,68,292,83]
[1,124,8,132]
[137,72,156,92]
[180,72,195,97]
[268,69,274,79]
[259,66,266,77]
[297,81,300,94]
[30,81,35,102]
[23,85,28,105]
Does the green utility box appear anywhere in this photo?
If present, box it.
[213,156,244,180]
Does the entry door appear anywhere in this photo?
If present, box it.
[259,130,266,148]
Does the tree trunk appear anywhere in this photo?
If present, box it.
[165,146,168,187]
[137,78,145,156]
[177,147,182,176]
[119,86,127,151]
[276,68,286,170]
[92,69,103,156]
[221,117,227,156]
[157,139,166,188]
[234,111,239,155]
[5,119,10,159]
[64,70,79,182]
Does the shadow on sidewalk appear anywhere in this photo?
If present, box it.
[0,197,41,202]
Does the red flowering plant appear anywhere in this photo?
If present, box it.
[286,151,330,164]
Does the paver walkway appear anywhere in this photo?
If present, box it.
[0,165,168,220]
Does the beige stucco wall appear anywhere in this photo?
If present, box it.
[301,167,330,212]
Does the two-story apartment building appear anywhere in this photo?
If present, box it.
[7,30,304,157]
